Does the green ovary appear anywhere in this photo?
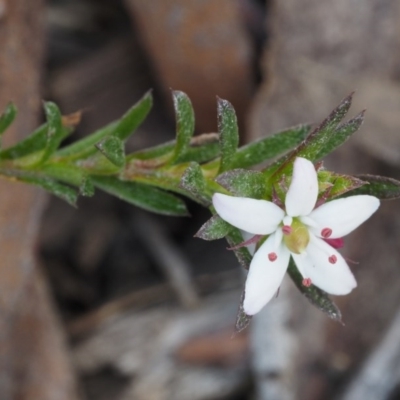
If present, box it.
[283,218,310,254]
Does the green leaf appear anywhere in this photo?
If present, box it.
[235,290,252,333]
[218,98,239,173]
[315,110,365,160]
[170,91,195,164]
[57,91,152,159]
[345,174,400,200]
[180,162,211,205]
[0,124,70,161]
[80,177,95,197]
[17,175,78,206]
[0,102,17,135]
[195,215,233,240]
[39,101,64,163]
[230,124,310,169]
[92,175,189,216]
[96,136,125,168]
[287,259,342,322]
[216,169,265,198]
[318,171,366,199]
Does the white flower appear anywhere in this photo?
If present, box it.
[213,157,380,316]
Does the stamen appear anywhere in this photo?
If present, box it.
[227,234,262,250]
[324,237,344,249]
[302,278,312,287]
[321,227,332,238]
[282,225,292,235]
[268,252,277,262]
[328,254,337,264]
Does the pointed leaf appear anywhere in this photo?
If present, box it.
[346,174,400,200]
[216,169,265,198]
[317,171,366,199]
[218,98,239,173]
[0,102,17,135]
[17,175,78,206]
[195,214,233,240]
[57,91,152,159]
[231,124,310,169]
[235,290,252,333]
[80,177,95,197]
[316,110,365,160]
[96,136,125,167]
[92,175,188,216]
[39,101,65,163]
[170,91,195,164]
[113,90,153,141]
[180,162,212,205]
[287,259,342,322]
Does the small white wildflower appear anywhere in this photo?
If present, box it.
[213,157,380,315]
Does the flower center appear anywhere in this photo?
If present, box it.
[283,218,310,254]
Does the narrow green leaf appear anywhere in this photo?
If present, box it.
[345,174,400,200]
[39,101,64,163]
[317,171,366,199]
[195,215,233,240]
[96,136,125,168]
[287,259,342,322]
[235,290,252,333]
[113,90,153,141]
[80,177,95,197]
[92,175,189,216]
[57,91,152,159]
[0,124,70,161]
[231,124,310,169]
[0,102,17,135]
[170,91,195,164]
[218,98,239,173]
[180,162,211,205]
[17,175,78,206]
[316,110,365,160]
[216,169,265,199]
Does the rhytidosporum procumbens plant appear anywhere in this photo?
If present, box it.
[1,91,399,331]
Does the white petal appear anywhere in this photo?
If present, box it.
[241,230,256,255]
[308,195,380,238]
[304,236,357,295]
[213,193,285,235]
[285,157,319,217]
[291,252,309,278]
[243,233,290,315]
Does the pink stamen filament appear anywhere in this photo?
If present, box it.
[227,234,262,250]
[282,225,292,235]
[321,227,332,238]
[302,278,312,287]
[268,252,277,262]
[329,255,337,264]
[324,237,344,249]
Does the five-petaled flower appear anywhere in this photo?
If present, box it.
[212,157,380,316]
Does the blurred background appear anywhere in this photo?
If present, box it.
[0,0,400,399]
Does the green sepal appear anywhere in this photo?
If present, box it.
[0,102,17,136]
[195,214,233,240]
[225,228,252,270]
[344,174,400,200]
[57,91,152,159]
[180,162,211,205]
[92,175,189,216]
[230,124,310,169]
[170,91,195,164]
[235,290,252,333]
[96,136,125,168]
[39,102,65,164]
[17,175,78,206]
[318,170,366,199]
[218,98,239,173]
[287,259,342,322]
[216,169,265,199]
